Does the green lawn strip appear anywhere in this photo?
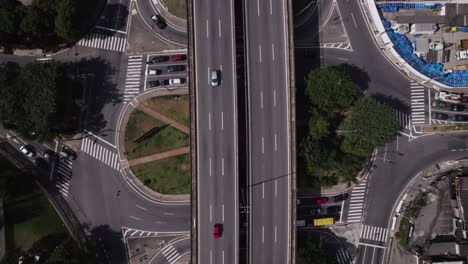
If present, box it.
[397,193,427,248]
[143,95,189,127]
[8,191,66,250]
[161,0,187,19]
[131,154,190,194]
[125,110,189,160]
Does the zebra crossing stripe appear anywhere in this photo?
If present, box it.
[360,225,389,243]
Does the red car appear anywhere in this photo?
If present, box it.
[169,54,185,61]
[213,224,222,239]
[315,197,329,205]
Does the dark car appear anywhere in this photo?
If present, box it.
[167,65,186,72]
[326,206,342,214]
[33,157,48,169]
[332,193,349,202]
[310,208,322,215]
[453,115,468,122]
[431,112,449,120]
[213,223,222,239]
[148,80,160,88]
[160,79,170,85]
[451,104,466,111]
[60,146,77,161]
[432,100,448,108]
[147,56,169,64]
[314,197,329,205]
[169,54,186,61]
[42,149,57,160]
[151,14,166,29]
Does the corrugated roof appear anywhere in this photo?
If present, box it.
[427,242,460,256]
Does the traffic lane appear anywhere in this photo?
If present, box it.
[364,135,468,229]
[272,176,288,264]
[356,245,383,264]
[251,182,275,263]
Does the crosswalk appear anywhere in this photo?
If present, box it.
[77,33,126,52]
[393,109,410,129]
[347,179,367,223]
[336,247,351,264]
[55,159,72,197]
[360,224,389,243]
[124,56,143,102]
[410,81,427,125]
[161,244,182,264]
[80,137,120,170]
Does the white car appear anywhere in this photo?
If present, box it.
[169,78,183,85]
[20,145,35,157]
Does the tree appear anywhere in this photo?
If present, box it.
[297,233,338,264]
[304,66,357,113]
[0,0,20,35]
[54,0,77,41]
[20,6,53,38]
[341,97,399,156]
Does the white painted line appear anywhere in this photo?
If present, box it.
[221,111,224,130]
[275,226,277,243]
[209,112,212,130]
[222,157,225,176]
[274,133,277,151]
[206,20,209,38]
[130,216,141,221]
[207,66,210,85]
[262,182,265,199]
[272,43,275,61]
[262,137,264,154]
[273,89,277,107]
[222,204,225,222]
[260,91,264,109]
[259,44,262,62]
[262,226,264,243]
[257,0,260,16]
[218,19,221,38]
[136,205,147,211]
[209,157,212,177]
[275,180,277,197]
[351,13,358,29]
[210,204,212,222]
[358,242,386,249]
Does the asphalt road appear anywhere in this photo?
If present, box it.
[193,0,238,263]
[244,0,291,263]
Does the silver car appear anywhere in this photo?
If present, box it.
[211,70,221,86]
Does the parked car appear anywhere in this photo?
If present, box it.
[167,65,185,72]
[169,78,184,85]
[151,14,166,29]
[169,54,185,61]
[451,104,466,111]
[161,79,170,86]
[211,70,221,86]
[33,157,48,169]
[147,56,169,64]
[213,223,222,239]
[147,69,162,75]
[148,81,160,88]
[42,149,56,160]
[20,145,36,157]
[453,115,468,122]
[332,193,348,202]
[60,146,77,161]
[432,100,448,108]
[431,112,449,120]
[326,206,342,214]
[314,197,328,205]
[310,208,322,215]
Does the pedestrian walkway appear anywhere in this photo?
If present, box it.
[138,104,190,134]
[346,179,367,223]
[336,247,352,264]
[393,109,410,130]
[55,159,72,197]
[77,33,126,52]
[124,56,144,103]
[161,244,182,264]
[360,224,389,243]
[128,147,189,166]
[410,81,427,126]
[80,137,120,170]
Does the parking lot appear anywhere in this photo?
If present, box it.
[430,89,468,124]
[144,54,188,90]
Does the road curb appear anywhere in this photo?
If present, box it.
[115,87,190,203]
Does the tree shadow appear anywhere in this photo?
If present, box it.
[135,124,171,143]
[338,63,371,92]
[372,92,410,114]
[88,225,127,264]
[95,4,130,32]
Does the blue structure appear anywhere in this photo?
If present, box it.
[378,8,468,87]
[377,3,442,12]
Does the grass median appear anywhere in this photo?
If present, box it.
[161,0,186,20]
[141,95,189,127]
[125,110,189,160]
[131,154,190,194]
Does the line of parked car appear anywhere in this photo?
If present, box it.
[20,145,77,169]
[146,54,187,88]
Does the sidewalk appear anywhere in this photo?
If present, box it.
[117,87,190,203]
[128,147,189,166]
[152,0,187,33]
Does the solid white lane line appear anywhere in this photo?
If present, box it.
[275,180,277,197]
[257,0,260,16]
[222,204,225,221]
[274,133,277,151]
[262,182,265,199]
[259,45,262,62]
[261,91,264,109]
[222,251,225,264]
[209,112,212,130]
[272,43,275,61]
[222,157,224,176]
[221,111,224,130]
[274,89,277,107]
[210,204,212,222]
[351,13,358,29]
[270,0,273,14]
[218,19,221,38]
[206,20,209,38]
[207,66,210,85]
[210,251,212,264]
[209,158,212,177]
[275,226,277,243]
[262,226,264,243]
[262,137,264,154]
